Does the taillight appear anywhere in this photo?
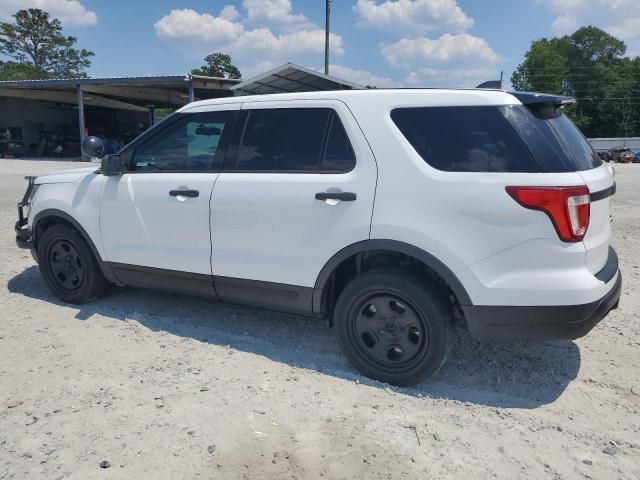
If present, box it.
[506,186,590,242]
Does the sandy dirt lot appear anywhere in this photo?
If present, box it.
[0,159,638,480]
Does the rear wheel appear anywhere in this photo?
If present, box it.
[37,224,108,304]
[334,270,452,386]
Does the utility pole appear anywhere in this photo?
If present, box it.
[325,0,331,75]
[499,71,504,89]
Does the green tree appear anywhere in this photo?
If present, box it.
[511,38,569,94]
[0,8,94,79]
[511,26,639,137]
[191,52,241,79]
[0,60,39,80]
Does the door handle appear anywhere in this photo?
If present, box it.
[315,192,357,201]
[169,189,199,198]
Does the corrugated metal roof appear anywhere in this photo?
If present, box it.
[0,74,239,88]
[230,63,362,95]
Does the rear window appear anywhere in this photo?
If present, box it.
[499,105,601,172]
[391,105,602,173]
[390,106,538,172]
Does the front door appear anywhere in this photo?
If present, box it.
[210,100,378,313]
[100,106,239,283]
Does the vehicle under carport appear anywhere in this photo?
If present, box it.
[0,75,238,159]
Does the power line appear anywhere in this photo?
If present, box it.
[515,65,640,70]
[517,73,640,78]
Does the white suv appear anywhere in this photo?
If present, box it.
[15,89,621,386]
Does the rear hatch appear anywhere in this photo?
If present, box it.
[578,165,615,274]
[504,92,615,275]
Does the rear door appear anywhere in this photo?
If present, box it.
[209,99,377,313]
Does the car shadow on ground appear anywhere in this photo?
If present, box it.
[8,266,581,409]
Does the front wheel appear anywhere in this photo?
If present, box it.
[334,270,452,386]
[37,224,108,304]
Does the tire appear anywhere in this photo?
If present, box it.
[37,224,109,304]
[334,269,452,386]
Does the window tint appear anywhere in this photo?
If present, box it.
[132,111,234,172]
[391,106,538,172]
[237,108,330,171]
[499,105,601,172]
[322,112,356,171]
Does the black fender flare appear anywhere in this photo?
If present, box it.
[32,209,118,283]
[312,239,472,314]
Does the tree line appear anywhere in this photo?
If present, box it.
[512,26,640,138]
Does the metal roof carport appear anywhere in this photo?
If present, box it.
[230,63,362,95]
[0,64,362,158]
[0,75,239,156]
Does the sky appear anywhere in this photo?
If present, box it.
[1,0,639,88]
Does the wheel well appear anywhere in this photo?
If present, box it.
[32,211,118,284]
[33,215,76,250]
[320,249,464,325]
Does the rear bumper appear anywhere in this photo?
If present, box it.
[462,249,622,341]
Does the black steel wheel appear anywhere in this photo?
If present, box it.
[334,270,452,386]
[48,239,85,291]
[37,224,108,304]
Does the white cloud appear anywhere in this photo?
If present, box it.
[154,5,343,65]
[327,65,402,88]
[0,0,96,26]
[354,0,473,33]
[382,33,500,68]
[381,34,500,87]
[542,0,640,54]
[242,0,313,29]
[239,60,277,79]
[405,67,500,88]
[219,5,240,21]
[154,9,244,42]
[608,17,640,41]
[230,28,343,56]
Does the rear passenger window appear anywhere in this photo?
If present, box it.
[322,112,356,171]
[236,108,355,172]
[391,106,538,172]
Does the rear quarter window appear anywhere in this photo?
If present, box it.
[391,106,538,173]
[499,105,601,172]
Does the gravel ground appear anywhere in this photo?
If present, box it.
[0,159,639,480]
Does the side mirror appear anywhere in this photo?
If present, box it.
[100,154,125,176]
[81,136,104,158]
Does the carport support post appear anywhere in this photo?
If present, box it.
[188,78,195,103]
[76,84,85,159]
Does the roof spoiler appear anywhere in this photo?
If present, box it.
[510,92,576,108]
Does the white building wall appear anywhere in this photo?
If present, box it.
[588,137,640,151]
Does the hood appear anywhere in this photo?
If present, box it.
[34,167,99,185]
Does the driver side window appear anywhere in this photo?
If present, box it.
[132,111,235,172]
